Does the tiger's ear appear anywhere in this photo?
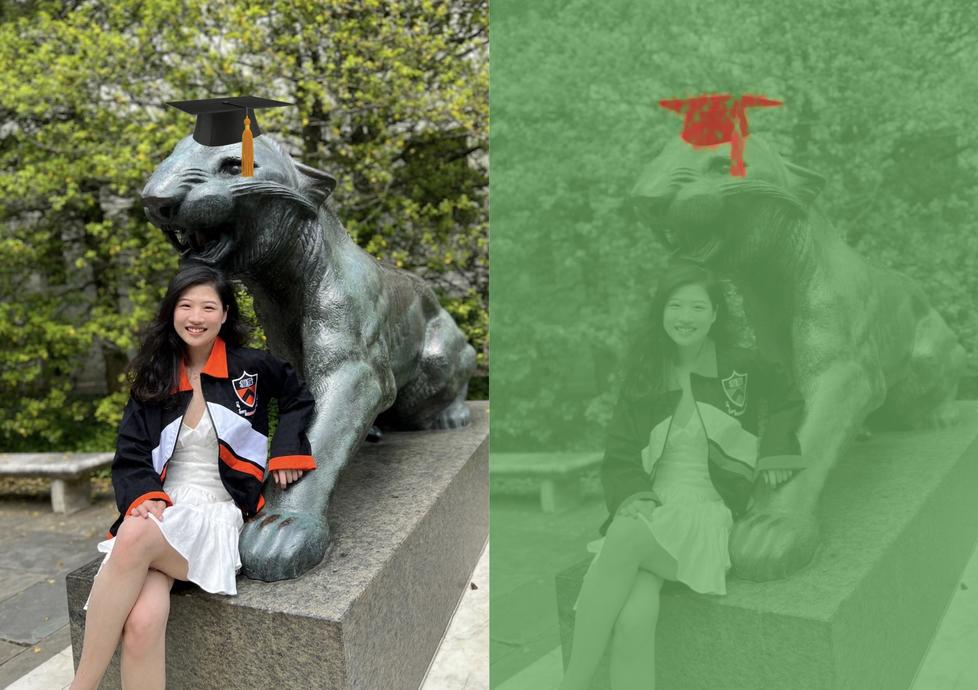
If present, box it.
[783,160,825,207]
[294,161,337,207]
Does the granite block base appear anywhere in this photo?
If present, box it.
[556,401,978,690]
[66,402,488,690]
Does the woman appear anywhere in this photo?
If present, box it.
[71,264,316,690]
[559,262,803,690]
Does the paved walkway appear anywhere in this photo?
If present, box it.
[0,485,116,689]
[0,482,488,689]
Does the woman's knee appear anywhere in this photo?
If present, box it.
[613,574,662,638]
[613,602,658,640]
[113,518,161,567]
[122,595,169,653]
[603,514,650,558]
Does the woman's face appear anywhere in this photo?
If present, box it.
[173,283,227,353]
[662,283,717,348]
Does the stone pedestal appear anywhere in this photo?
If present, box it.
[67,402,488,690]
[556,401,978,690]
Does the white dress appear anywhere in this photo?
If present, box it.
[588,410,734,596]
[85,412,244,609]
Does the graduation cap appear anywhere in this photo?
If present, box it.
[659,93,782,177]
[166,96,292,176]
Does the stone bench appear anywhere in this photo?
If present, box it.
[0,452,113,514]
[555,401,978,689]
[492,452,602,513]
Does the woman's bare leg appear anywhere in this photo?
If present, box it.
[559,515,677,690]
[610,571,663,690]
[70,517,188,690]
[120,568,174,690]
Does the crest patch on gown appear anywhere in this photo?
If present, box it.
[722,370,748,415]
[232,371,258,410]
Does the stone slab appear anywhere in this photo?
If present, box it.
[0,453,113,478]
[1,532,95,576]
[0,625,69,690]
[556,401,978,689]
[0,496,117,542]
[0,568,44,605]
[491,452,602,477]
[0,581,69,645]
[0,639,23,665]
[67,401,489,690]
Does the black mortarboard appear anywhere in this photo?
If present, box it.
[166,96,292,176]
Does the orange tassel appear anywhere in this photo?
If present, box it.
[241,114,254,176]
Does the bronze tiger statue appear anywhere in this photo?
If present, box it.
[631,134,965,581]
[141,133,476,581]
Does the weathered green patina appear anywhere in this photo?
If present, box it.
[632,135,965,581]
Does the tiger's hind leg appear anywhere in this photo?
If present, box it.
[430,382,471,429]
[384,310,477,430]
[870,309,965,430]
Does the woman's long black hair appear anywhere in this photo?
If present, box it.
[128,264,250,402]
[621,262,734,399]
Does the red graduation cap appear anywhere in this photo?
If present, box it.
[659,93,782,176]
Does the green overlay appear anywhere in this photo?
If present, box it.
[490,1,978,688]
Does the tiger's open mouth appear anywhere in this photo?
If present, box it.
[161,222,236,265]
[635,192,726,265]
[657,222,722,264]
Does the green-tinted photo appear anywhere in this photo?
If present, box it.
[491,1,978,688]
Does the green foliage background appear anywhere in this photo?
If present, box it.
[0,0,487,451]
[491,0,978,452]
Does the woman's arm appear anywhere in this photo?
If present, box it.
[600,388,659,525]
[112,396,173,517]
[753,355,806,487]
[265,354,317,485]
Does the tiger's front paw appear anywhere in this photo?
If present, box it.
[239,510,330,582]
[729,510,819,582]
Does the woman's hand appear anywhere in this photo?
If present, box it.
[617,497,659,521]
[271,469,304,489]
[129,499,167,521]
[763,469,793,488]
